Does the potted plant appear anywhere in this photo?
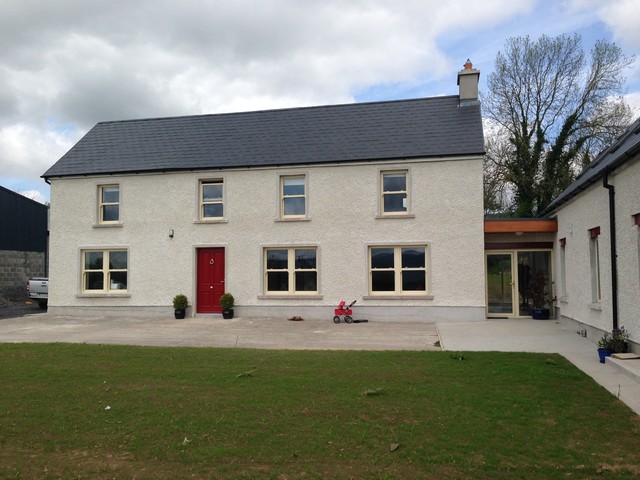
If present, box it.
[611,326,630,354]
[220,293,235,319]
[527,271,550,320]
[172,294,188,319]
[597,333,613,363]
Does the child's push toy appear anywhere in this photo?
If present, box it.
[333,300,356,324]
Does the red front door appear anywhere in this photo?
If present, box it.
[197,248,225,313]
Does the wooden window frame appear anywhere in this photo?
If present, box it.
[264,247,317,295]
[200,179,224,220]
[98,184,120,224]
[280,175,307,219]
[368,245,427,295]
[380,170,410,216]
[82,249,128,294]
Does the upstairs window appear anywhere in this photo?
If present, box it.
[200,180,224,220]
[99,185,120,223]
[280,175,306,218]
[381,171,409,215]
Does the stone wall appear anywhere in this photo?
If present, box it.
[0,250,46,303]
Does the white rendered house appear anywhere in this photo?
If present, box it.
[43,64,486,322]
[544,118,640,352]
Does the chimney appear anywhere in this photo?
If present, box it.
[457,58,480,105]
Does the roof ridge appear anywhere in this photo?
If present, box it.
[96,95,459,126]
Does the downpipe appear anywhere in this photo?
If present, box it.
[602,173,618,330]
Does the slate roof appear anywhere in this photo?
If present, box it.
[43,95,484,179]
[544,117,640,214]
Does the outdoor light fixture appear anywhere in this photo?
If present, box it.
[169,229,174,238]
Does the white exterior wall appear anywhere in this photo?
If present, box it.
[555,156,640,345]
[48,156,486,322]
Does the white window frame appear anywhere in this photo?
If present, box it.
[98,184,120,224]
[368,245,427,295]
[199,179,224,220]
[380,170,410,216]
[81,249,128,294]
[280,175,307,219]
[264,247,318,295]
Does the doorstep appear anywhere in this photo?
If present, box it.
[606,356,640,385]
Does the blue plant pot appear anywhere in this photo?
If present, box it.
[531,308,550,320]
[597,348,612,364]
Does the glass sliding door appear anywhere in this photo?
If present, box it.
[516,251,552,316]
[486,253,515,316]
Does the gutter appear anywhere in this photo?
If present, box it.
[602,173,618,330]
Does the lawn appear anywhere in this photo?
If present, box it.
[0,344,638,479]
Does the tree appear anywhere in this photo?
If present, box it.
[484,34,634,217]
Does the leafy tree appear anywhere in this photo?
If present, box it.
[484,34,634,216]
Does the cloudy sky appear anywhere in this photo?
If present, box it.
[1,0,639,204]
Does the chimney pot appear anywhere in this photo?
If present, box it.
[464,59,473,70]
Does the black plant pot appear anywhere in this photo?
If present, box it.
[174,309,186,319]
[531,308,550,320]
[222,308,234,319]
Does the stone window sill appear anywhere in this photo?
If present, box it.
[362,294,434,300]
[257,294,323,300]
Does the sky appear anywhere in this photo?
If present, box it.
[1,0,639,204]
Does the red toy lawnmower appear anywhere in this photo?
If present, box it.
[333,300,356,324]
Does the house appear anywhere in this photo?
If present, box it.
[0,185,48,303]
[544,118,640,353]
[42,62,486,322]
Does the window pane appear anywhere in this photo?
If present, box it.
[102,205,119,222]
[109,251,128,269]
[203,183,222,201]
[203,203,223,218]
[85,272,104,290]
[371,248,394,269]
[110,272,127,290]
[295,249,316,269]
[267,250,288,269]
[283,197,305,216]
[295,271,317,291]
[383,193,407,213]
[267,272,289,291]
[383,173,406,192]
[372,271,395,291]
[283,177,305,196]
[85,252,103,270]
[402,248,425,268]
[102,187,119,203]
[402,270,426,291]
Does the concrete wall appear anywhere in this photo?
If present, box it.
[47,156,486,321]
[555,156,640,347]
[0,250,45,303]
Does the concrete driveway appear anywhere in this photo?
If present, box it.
[0,313,442,351]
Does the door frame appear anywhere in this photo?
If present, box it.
[485,251,516,317]
[194,245,227,315]
[485,248,554,318]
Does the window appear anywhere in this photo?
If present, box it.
[588,227,601,303]
[559,238,567,298]
[369,246,426,294]
[82,249,128,293]
[200,180,224,219]
[280,175,306,218]
[381,170,408,215]
[98,185,120,223]
[264,247,317,294]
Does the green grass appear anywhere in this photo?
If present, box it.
[0,344,639,479]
